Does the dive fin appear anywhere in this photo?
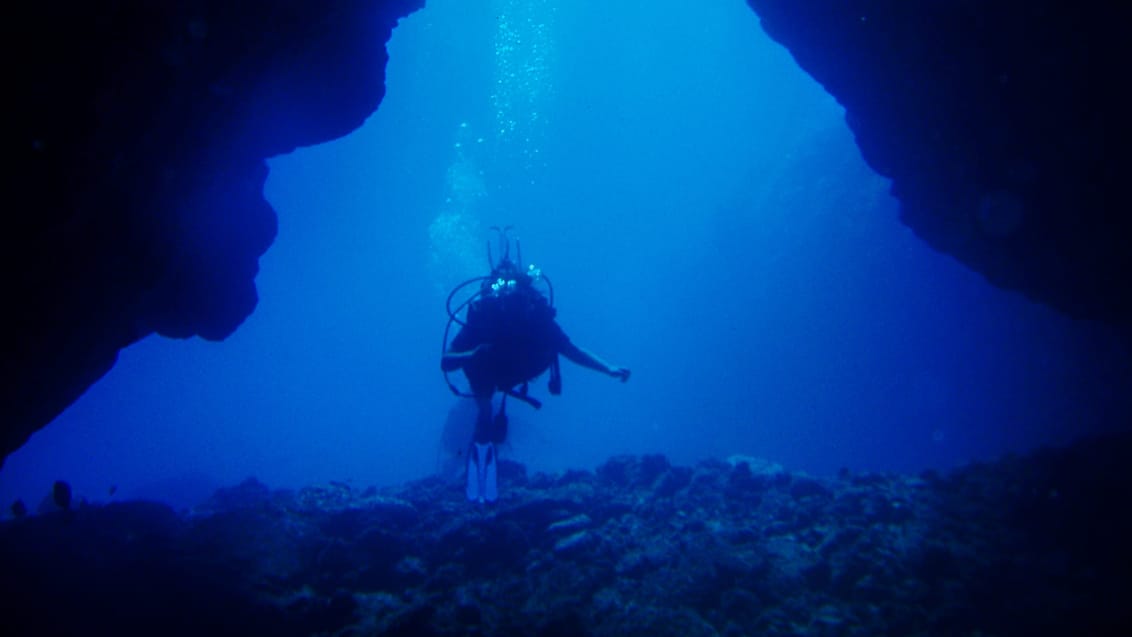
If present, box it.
[466,442,499,503]
[483,443,498,502]
[466,443,480,502]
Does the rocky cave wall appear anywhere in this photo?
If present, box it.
[2,0,1128,465]
[2,0,423,464]
[747,0,1132,324]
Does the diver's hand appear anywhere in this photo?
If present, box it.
[609,367,631,382]
[442,343,493,371]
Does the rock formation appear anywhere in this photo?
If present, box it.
[2,0,423,464]
[3,0,1128,467]
[3,434,1129,636]
[747,0,1132,324]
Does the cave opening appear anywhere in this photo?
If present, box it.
[1,0,1129,510]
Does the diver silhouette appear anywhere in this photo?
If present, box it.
[441,227,630,503]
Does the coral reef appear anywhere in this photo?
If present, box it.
[3,434,1130,636]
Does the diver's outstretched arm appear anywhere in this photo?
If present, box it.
[441,344,490,372]
[559,342,631,382]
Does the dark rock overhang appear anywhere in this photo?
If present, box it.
[2,0,423,464]
[2,0,1128,466]
[747,0,1132,324]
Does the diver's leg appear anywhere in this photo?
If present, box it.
[492,397,509,444]
[473,394,493,443]
[467,392,498,503]
[482,440,498,502]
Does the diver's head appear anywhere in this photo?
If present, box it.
[486,258,526,295]
[491,257,522,279]
[481,226,548,301]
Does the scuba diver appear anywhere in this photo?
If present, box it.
[442,227,630,503]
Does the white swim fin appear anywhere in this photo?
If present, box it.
[483,443,498,503]
[466,442,498,503]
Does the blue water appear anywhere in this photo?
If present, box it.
[2,0,1128,510]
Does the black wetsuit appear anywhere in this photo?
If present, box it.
[448,287,567,442]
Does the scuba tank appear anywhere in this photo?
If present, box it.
[441,226,557,403]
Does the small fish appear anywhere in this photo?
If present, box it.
[108,485,118,497]
[10,500,27,518]
[53,480,73,510]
